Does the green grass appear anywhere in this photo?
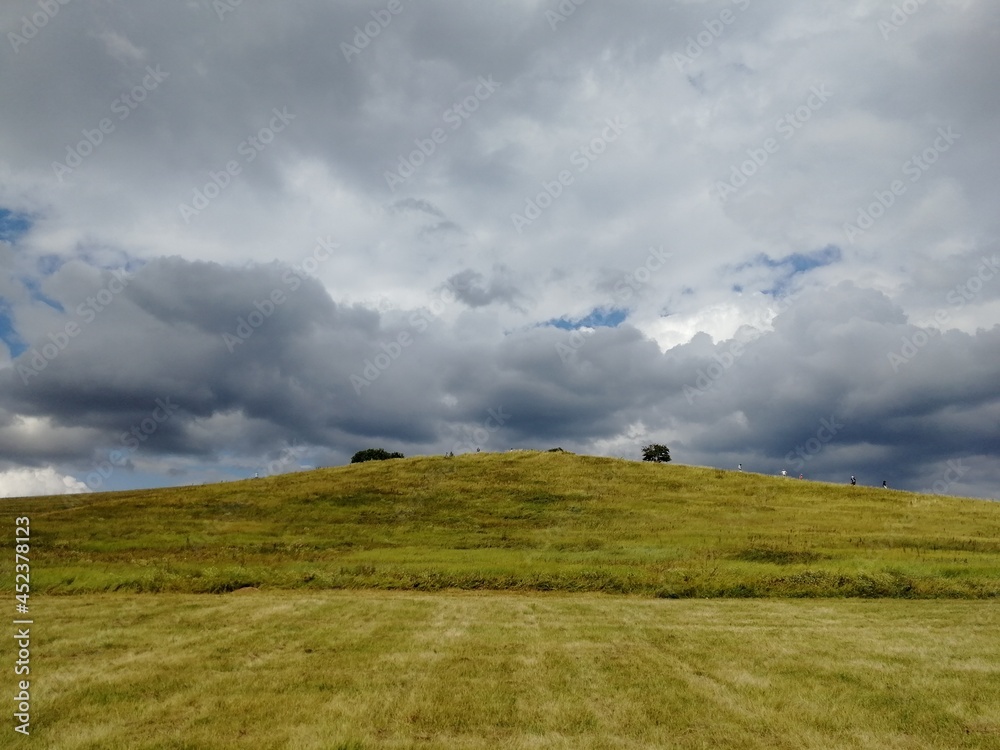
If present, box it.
[6,451,1000,597]
[26,592,1000,749]
[6,451,1000,747]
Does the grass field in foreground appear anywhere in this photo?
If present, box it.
[7,451,1000,597]
[27,592,1000,749]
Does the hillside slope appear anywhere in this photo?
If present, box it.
[7,451,1000,597]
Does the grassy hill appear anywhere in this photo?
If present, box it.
[11,450,1000,598]
[7,451,1000,748]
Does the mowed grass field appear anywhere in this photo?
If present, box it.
[4,451,1000,748]
[27,593,1000,749]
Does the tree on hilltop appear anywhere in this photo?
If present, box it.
[351,448,404,464]
[641,444,671,463]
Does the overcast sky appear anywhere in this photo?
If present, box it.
[1,0,997,499]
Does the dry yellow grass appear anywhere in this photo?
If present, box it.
[27,592,1000,749]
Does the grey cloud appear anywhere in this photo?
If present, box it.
[1,1,998,498]
[389,198,445,218]
[443,265,528,311]
[0,260,997,497]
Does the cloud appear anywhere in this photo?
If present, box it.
[444,265,528,311]
[93,29,147,64]
[0,254,995,497]
[0,467,87,498]
[0,1,997,498]
[389,197,445,218]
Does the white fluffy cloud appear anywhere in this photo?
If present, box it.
[0,467,87,499]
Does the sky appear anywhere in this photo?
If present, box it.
[0,0,998,500]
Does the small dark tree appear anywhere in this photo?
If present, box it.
[351,448,404,464]
[641,444,671,463]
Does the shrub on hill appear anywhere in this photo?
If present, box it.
[350,448,404,463]
[641,444,671,463]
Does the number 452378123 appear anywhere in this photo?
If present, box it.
[15,517,30,611]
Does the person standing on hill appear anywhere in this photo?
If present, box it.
[882,480,888,489]
[850,475,856,486]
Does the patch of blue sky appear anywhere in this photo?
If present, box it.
[547,307,628,331]
[36,254,65,276]
[0,304,27,358]
[20,276,64,313]
[748,245,842,296]
[0,208,31,243]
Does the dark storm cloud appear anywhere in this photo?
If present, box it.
[2,258,366,456]
[0,255,996,497]
[663,283,1000,494]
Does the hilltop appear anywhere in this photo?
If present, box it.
[11,450,1000,597]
